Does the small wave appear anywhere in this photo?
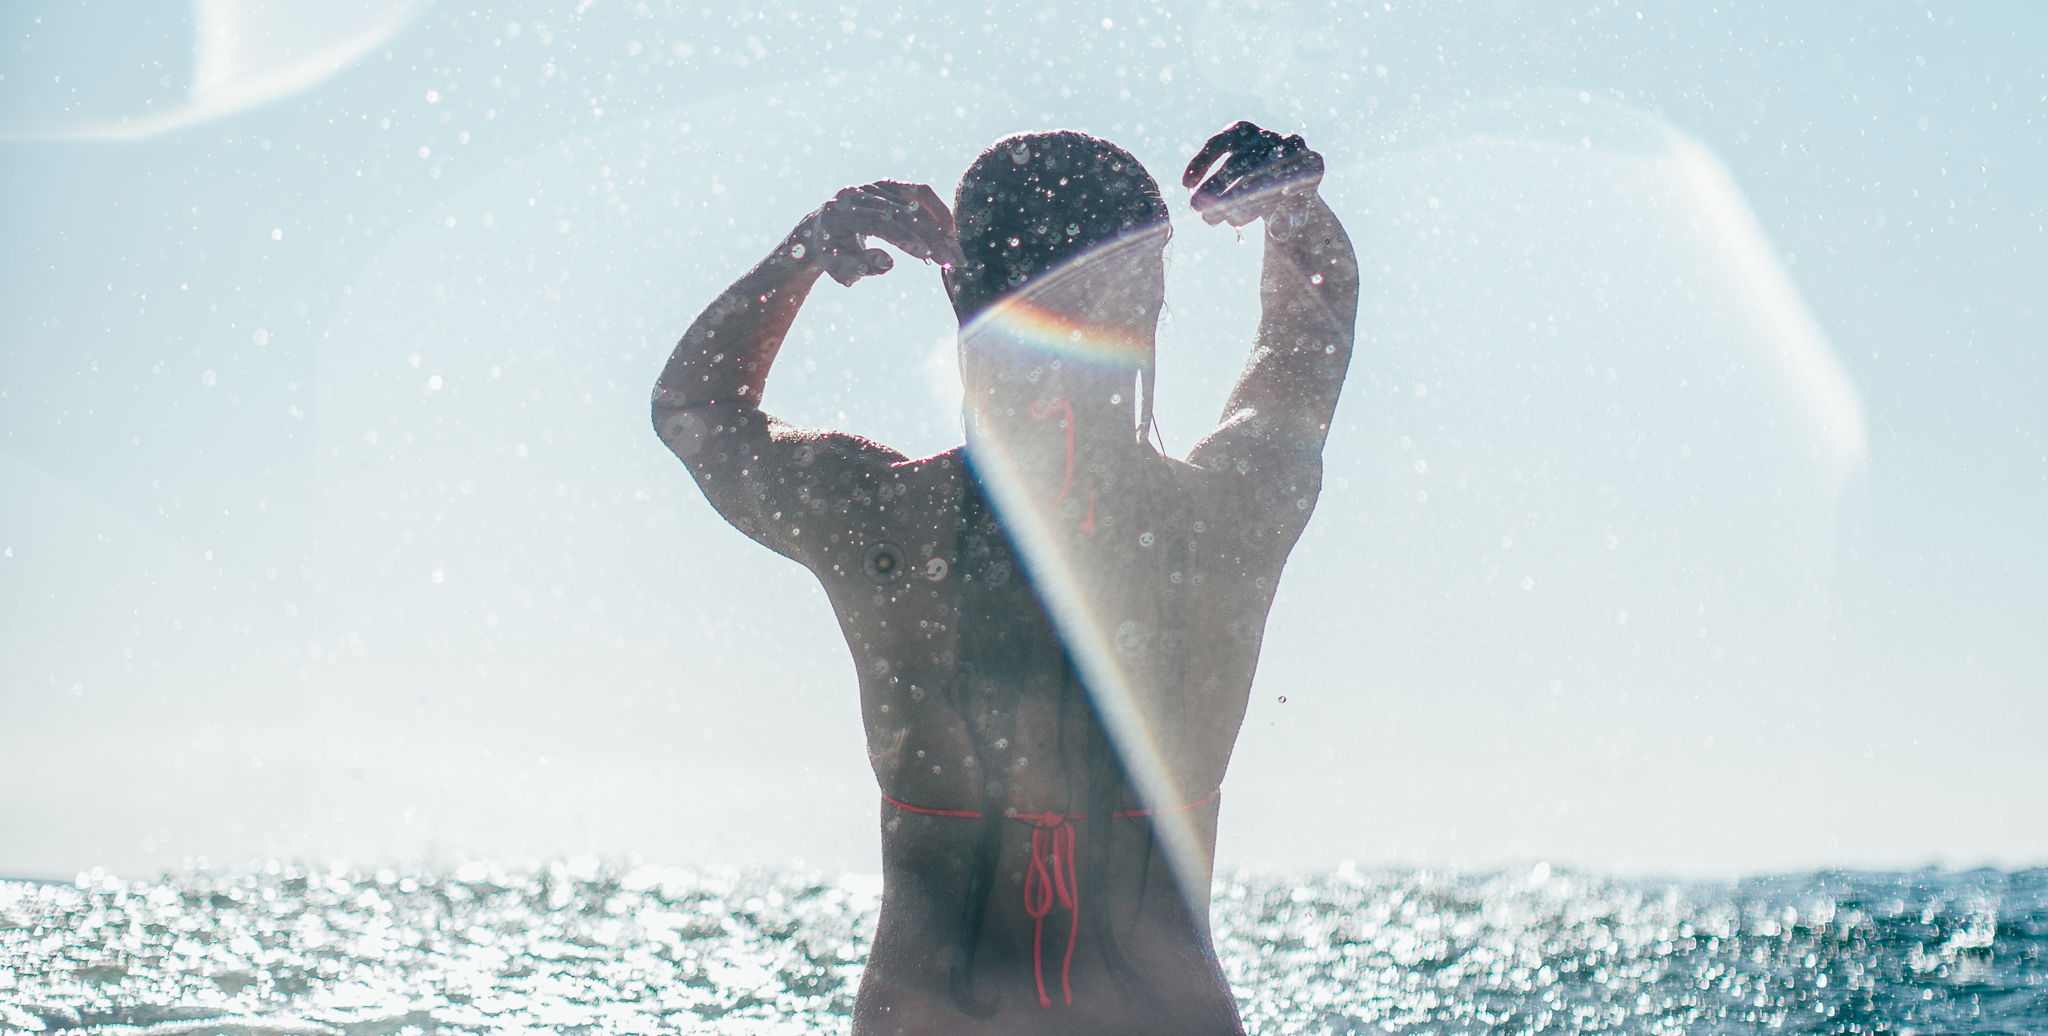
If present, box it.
[5,863,2043,1034]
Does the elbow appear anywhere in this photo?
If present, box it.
[650,385,677,439]
[651,399,725,465]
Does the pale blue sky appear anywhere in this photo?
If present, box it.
[2,0,2042,880]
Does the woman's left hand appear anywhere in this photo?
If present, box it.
[1181,121,1325,229]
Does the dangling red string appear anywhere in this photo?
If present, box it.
[879,790,1221,1009]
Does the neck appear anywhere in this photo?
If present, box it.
[963,379,1156,527]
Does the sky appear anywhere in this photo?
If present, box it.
[2,0,2043,882]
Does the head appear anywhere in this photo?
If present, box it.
[947,130,1172,441]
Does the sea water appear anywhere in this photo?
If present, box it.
[3,863,2042,1035]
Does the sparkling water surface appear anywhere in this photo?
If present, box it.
[4,863,2043,1035]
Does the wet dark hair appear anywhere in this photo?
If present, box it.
[948,130,1170,324]
[951,130,1172,448]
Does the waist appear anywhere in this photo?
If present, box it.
[879,788,1220,824]
[878,789,1222,1010]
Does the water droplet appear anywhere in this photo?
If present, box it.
[1278,696,1288,703]
[1110,393,1123,404]
[1310,273,1324,285]
[865,542,905,584]
[1066,222,1080,236]
[1138,531,1155,547]
[788,242,807,259]
[199,370,217,388]
[1006,236,1021,248]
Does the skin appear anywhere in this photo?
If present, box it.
[652,122,1358,1035]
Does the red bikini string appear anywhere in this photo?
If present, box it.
[1020,812,1080,1006]
[880,790,1222,1009]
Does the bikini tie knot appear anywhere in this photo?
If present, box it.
[1019,812,1080,1008]
[878,789,1220,1009]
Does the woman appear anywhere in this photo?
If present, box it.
[652,121,1357,1035]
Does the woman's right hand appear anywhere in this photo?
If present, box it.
[787,181,965,287]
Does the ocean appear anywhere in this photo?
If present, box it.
[3,862,2042,1034]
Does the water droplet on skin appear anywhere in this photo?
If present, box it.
[1110,393,1123,405]
[789,242,807,259]
[1138,531,1155,547]
[1006,236,1021,248]
[1066,222,1080,236]
[1310,273,1324,285]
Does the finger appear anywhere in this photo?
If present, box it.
[869,181,967,269]
[824,245,897,287]
[1190,131,1278,223]
[1220,147,1324,208]
[872,181,957,236]
[821,199,938,261]
[1212,159,1322,228]
[825,251,870,286]
[831,200,958,266]
[856,189,956,263]
[863,184,960,261]
[833,191,950,256]
[1182,120,1261,188]
[1199,138,1323,227]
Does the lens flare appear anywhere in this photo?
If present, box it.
[956,230,1215,911]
